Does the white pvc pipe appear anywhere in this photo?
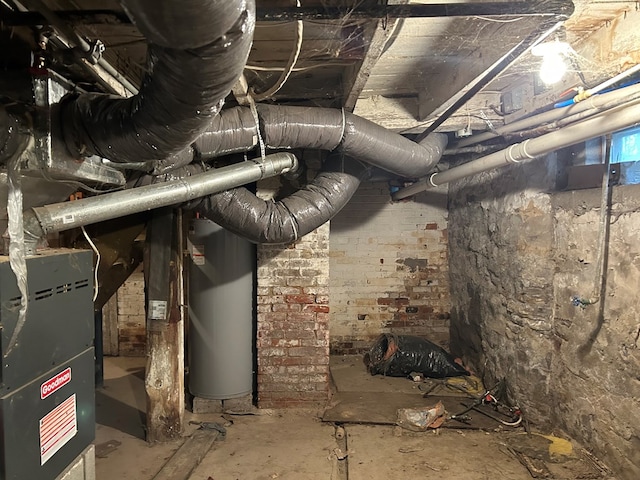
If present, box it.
[393,100,640,200]
[455,82,640,149]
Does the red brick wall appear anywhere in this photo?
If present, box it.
[117,266,146,356]
[256,224,331,408]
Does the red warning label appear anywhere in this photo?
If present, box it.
[40,394,77,465]
[41,367,71,400]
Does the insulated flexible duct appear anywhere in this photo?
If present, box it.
[195,156,370,244]
[189,105,448,179]
[168,105,447,243]
[60,0,255,164]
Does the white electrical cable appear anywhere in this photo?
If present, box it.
[251,0,303,102]
[244,62,354,72]
[247,94,266,161]
[472,15,524,23]
[81,225,101,302]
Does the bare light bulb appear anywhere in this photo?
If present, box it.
[539,52,567,85]
[531,40,572,86]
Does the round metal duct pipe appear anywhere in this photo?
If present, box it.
[188,218,254,400]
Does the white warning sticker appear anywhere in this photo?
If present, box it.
[191,244,205,265]
[40,394,77,465]
[149,300,168,320]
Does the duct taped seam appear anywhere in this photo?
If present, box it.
[60,0,255,164]
[194,157,370,244]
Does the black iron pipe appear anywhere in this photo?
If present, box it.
[1,2,575,25]
[415,16,568,141]
[255,2,574,21]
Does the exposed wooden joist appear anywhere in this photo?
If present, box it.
[343,1,408,111]
[415,18,565,140]
[353,93,503,133]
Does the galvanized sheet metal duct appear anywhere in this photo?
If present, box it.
[60,0,255,164]
[22,153,297,244]
[0,108,26,166]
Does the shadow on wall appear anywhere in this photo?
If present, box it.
[449,283,485,378]
[411,189,448,210]
[331,181,449,235]
[329,182,392,233]
[447,154,558,207]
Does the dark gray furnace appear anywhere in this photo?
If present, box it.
[0,249,95,480]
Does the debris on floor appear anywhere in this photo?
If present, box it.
[97,356,616,480]
[509,448,554,479]
[397,400,447,431]
[363,334,470,378]
[95,439,122,458]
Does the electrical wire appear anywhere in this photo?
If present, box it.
[37,166,125,194]
[472,15,524,23]
[244,61,354,72]
[251,0,304,101]
[81,225,100,302]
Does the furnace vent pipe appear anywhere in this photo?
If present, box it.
[191,104,448,179]
[392,100,640,200]
[60,0,255,164]
[22,152,296,246]
[454,82,640,149]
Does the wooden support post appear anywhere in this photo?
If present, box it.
[144,208,185,443]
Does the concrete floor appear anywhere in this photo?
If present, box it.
[95,356,613,480]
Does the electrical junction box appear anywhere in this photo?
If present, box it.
[0,249,95,480]
[501,83,526,115]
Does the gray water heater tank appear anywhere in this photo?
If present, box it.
[188,218,254,400]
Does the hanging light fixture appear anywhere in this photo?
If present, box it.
[531,40,573,85]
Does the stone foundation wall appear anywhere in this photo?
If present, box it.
[448,154,640,479]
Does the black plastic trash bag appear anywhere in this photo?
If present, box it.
[363,334,469,378]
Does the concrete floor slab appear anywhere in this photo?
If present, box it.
[330,354,422,394]
[95,357,184,480]
[346,425,534,480]
[188,410,337,480]
[95,356,610,480]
